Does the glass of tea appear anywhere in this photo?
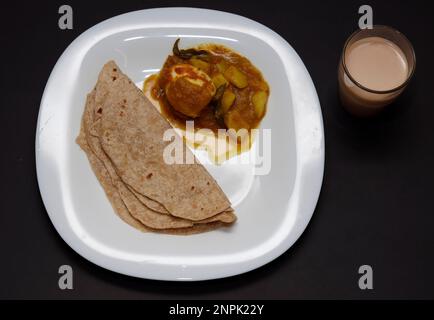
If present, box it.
[338,25,416,116]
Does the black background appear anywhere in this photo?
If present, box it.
[1,0,434,299]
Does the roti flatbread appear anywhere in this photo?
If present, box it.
[81,90,235,229]
[76,62,236,234]
[77,98,235,234]
[94,61,232,221]
[77,128,231,235]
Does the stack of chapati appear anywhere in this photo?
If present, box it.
[76,61,236,234]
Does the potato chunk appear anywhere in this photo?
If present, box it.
[212,73,228,89]
[221,89,236,113]
[189,58,210,73]
[224,66,248,89]
[252,91,268,118]
[216,60,229,73]
[215,89,235,120]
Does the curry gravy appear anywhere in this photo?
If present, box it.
[143,43,269,162]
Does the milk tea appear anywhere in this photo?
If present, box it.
[339,29,414,116]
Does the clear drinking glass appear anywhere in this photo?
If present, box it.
[338,25,416,116]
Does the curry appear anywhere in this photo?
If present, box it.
[144,39,269,133]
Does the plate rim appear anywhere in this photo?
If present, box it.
[36,7,325,281]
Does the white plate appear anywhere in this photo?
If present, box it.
[36,8,324,281]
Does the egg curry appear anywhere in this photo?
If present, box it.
[143,39,269,162]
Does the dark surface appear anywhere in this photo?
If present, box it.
[1,0,434,299]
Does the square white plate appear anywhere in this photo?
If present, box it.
[36,8,324,281]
